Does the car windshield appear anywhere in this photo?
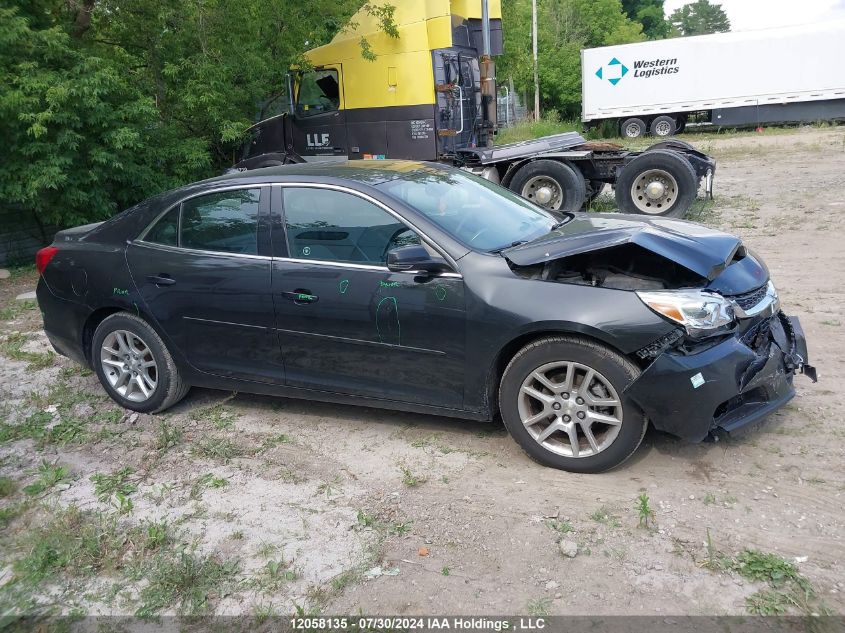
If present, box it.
[375,169,559,251]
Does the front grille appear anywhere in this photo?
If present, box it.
[728,284,768,310]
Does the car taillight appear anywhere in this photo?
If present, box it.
[35,246,59,275]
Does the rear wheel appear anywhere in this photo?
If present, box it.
[509,160,587,212]
[620,117,647,139]
[614,149,697,217]
[499,336,647,473]
[650,115,677,137]
[92,312,189,413]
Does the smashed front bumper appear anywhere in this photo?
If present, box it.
[625,312,816,442]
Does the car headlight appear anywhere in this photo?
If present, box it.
[636,289,735,336]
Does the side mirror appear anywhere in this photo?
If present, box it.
[386,244,451,275]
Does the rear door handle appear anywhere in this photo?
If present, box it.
[281,290,319,304]
[147,274,176,286]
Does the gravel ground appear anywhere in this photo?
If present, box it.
[0,126,843,618]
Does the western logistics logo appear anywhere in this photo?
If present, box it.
[596,56,680,85]
[595,57,628,85]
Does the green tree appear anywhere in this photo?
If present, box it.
[669,0,731,36]
[0,0,390,231]
[499,0,645,117]
[621,0,671,39]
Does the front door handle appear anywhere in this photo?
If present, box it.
[281,290,319,304]
[147,274,176,287]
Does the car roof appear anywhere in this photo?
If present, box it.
[203,159,454,188]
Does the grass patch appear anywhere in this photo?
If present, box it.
[22,460,68,496]
[590,506,621,528]
[134,549,240,617]
[545,519,574,535]
[495,113,581,145]
[192,437,244,460]
[400,465,425,488]
[0,332,55,370]
[155,419,183,451]
[0,300,37,321]
[0,475,16,497]
[190,401,238,430]
[91,466,137,513]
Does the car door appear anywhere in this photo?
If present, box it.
[127,186,284,384]
[271,185,467,408]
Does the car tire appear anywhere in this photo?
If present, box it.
[509,160,587,213]
[620,117,647,139]
[649,115,677,137]
[615,149,697,218]
[499,335,647,474]
[92,312,190,414]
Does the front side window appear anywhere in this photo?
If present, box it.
[145,189,261,255]
[295,69,340,117]
[283,188,420,264]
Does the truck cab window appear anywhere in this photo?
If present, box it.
[295,70,340,117]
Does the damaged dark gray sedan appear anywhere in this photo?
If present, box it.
[36,161,816,473]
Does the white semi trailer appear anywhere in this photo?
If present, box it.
[581,21,845,138]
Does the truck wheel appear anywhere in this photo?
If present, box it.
[510,160,587,212]
[646,139,695,152]
[615,149,697,218]
[650,116,677,137]
[620,118,647,139]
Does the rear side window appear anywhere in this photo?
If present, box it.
[145,207,179,246]
[144,188,261,255]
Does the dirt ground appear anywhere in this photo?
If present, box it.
[0,126,843,619]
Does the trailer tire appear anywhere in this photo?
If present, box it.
[650,115,677,137]
[646,139,695,152]
[615,150,697,218]
[510,160,587,213]
[620,118,647,139]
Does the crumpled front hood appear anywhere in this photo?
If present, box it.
[503,213,743,281]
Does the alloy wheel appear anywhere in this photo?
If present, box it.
[517,361,623,458]
[100,329,158,402]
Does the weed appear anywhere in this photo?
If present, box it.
[0,332,56,370]
[545,519,574,535]
[190,473,228,500]
[820,319,841,327]
[231,530,244,540]
[356,509,379,529]
[0,502,28,527]
[441,566,450,576]
[135,549,240,617]
[193,437,244,460]
[636,493,655,529]
[331,570,358,592]
[701,528,728,571]
[400,464,425,487]
[703,493,717,505]
[91,467,137,502]
[0,475,16,497]
[155,420,183,451]
[730,549,802,587]
[590,506,621,528]
[258,433,293,451]
[390,521,413,536]
[316,477,342,498]
[0,300,37,321]
[265,559,298,586]
[526,596,551,616]
[191,401,238,430]
[11,507,127,585]
[23,460,69,496]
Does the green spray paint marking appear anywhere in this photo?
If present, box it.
[113,287,129,296]
[376,296,400,346]
[339,279,350,294]
[435,286,447,301]
[379,280,400,288]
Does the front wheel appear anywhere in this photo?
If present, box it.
[499,336,648,473]
[92,312,190,413]
[614,149,698,218]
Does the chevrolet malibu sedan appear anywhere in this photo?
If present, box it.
[36,161,815,473]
